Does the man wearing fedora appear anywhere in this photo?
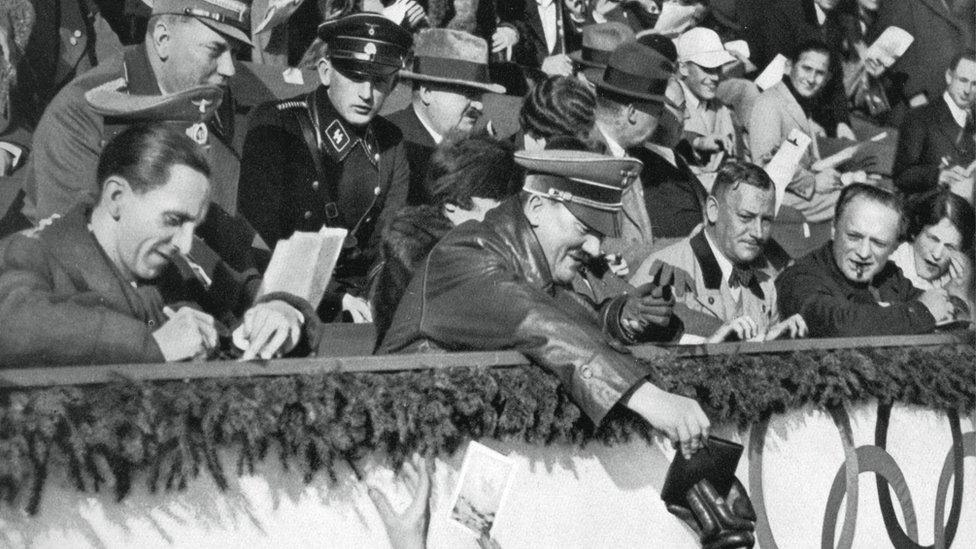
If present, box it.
[567,21,634,77]
[237,12,412,323]
[388,28,504,206]
[14,0,253,225]
[584,41,675,270]
[380,148,711,461]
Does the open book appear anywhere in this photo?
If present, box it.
[257,226,347,307]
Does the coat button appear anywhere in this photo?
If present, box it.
[373,153,380,162]
[147,319,156,327]
[708,297,715,304]
[303,211,312,219]
[73,30,82,38]
[69,36,78,45]
[311,180,319,191]
[580,366,593,379]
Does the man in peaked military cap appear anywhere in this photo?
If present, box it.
[388,28,505,206]
[237,12,412,323]
[12,0,254,227]
[380,149,711,460]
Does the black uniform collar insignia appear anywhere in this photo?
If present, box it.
[325,119,351,154]
[314,87,380,166]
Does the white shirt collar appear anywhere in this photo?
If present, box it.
[943,91,969,128]
[598,125,626,157]
[703,226,741,300]
[645,143,677,167]
[413,102,443,144]
[680,80,705,112]
[537,0,558,54]
[814,4,827,25]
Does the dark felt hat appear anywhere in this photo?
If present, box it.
[317,12,413,78]
[149,0,253,46]
[569,22,635,69]
[400,28,504,94]
[516,149,643,237]
[584,41,673,110]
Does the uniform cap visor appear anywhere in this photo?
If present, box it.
[563,201,621,238]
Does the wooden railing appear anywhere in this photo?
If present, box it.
[1,324,970,388]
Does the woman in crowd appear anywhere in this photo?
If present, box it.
[370,134,520,348]
[518,75,597,151]
[891,188,974,292]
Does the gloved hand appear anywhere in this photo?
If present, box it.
[644,260,695,297]
[667,478,756,549]
[620,283,675,335]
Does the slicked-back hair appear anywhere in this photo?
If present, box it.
[96,123,211,196]
[905,187,975,253]
[710,161,775,203]
[834,183,904,226]
[790,37,832,64]
[424,134,521,210]
[520,75,596,140]
[948,48,976,72]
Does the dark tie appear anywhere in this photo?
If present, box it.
[728,266,756,289]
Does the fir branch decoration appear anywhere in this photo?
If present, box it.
[0,345,972,514]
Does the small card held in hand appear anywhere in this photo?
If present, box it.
[661,436,743,507]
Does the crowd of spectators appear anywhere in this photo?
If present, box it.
[0,4,973,537]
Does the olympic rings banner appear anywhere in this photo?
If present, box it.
[0,333,973,547]
[0,400,972,548]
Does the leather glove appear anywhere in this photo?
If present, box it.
[667,478,756,549]
[644,260,695,297]
[620,283,675,334]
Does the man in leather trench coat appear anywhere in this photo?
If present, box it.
[379,148,711,458]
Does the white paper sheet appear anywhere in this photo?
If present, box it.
[763,129,812,216]
[865,26,914,68]
[724,40,750,61]
[755,54,788,91]
[254,0,306,34]
[653,2,699,36]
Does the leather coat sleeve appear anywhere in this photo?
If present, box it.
[412,236,649,425]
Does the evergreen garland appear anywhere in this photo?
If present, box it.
[0,345,972,515]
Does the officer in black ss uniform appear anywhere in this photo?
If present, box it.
[237,13,412,322]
